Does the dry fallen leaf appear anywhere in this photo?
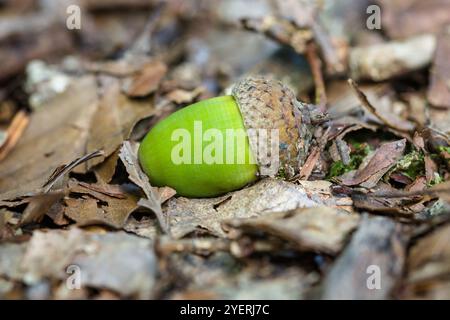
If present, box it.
[224,206,359,255]
[165,87,203,104]
[122,59,167,97]
[0,76,98,200]
[20,192,64,226]
[64,180,139,229]
[81,75,156,171]
[119,141,168,233]
[340,139,406,188]
[348,79,416,132]
[165,178,353,239]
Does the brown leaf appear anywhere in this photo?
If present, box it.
[94,149,120,184]
[224,206,359,255]
[75,181,126,199]
[123,216,158,240]
[65,181,139,229]
[118,141,167,233]
[348,79,416,132]
[165,87,203,104]
[425,155,438,184]
[165,178,353,239]
[81,76,156,171]
[341,139,406,188]
[351,183,420,218]
[122,60,167,97]
[0,76,98,200]
[298,146,321,180]
[45,201,70,226]
[42,150,104,193]
[20,192,64,226]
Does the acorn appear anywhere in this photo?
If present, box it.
[139,77,320,197]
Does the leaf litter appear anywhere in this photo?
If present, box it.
[0,0,450,300]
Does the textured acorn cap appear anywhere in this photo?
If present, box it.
[232,77,314,179]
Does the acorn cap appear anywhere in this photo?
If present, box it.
[232,77,314,178]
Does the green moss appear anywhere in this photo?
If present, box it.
[428,173,444,186]
[327,142,371,178]
[388,150,424,180]
[276,167,287,179]
[328,160,348,178]
[438,146,450,153]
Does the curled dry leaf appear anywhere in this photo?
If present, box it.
[351,183,423,219]
[118,141,168,233]
[42,150,104,193]
[64,180,139,229]
[224,206,359,255]
[340,139,406,188]
[20,192,64,226]
[165,178,353,239]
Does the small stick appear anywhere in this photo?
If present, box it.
[0,111,29,162]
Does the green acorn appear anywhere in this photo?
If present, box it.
[138,77,316,197]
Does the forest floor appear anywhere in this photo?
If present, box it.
[0,0,450,299]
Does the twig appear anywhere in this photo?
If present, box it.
[126,2,166,56]
[348,79,415,132]
[0,111,29,162]
[306,42,327,110]
[42,150,105,193]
